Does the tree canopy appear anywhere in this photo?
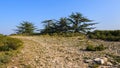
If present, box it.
[41,12,96,34]
[15,21,36,35]
[15,12,96,35]
[68,12,96,33]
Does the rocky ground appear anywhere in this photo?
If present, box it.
[6,36,120,68]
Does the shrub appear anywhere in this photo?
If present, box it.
[0,54,11,64]
[0,45,12,51]
[88,30,120,41]
[5,38,23,50]
[86,45,95,51]
[86,44,106,51]
[95,44,106,51]
[0,36,23,51]
[0,35,23,66]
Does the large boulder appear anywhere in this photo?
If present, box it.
[94,58,104,64]
[94,57,108,65]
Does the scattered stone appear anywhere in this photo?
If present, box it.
[7,36,120,68]
[94,57,108,65]
[101,57,108,63]
[99,66,111,68]
[94,58,104,64]
[7,66,18,68]
[107,62,113,66]
[11,66,17,68]
[11,59,15,62]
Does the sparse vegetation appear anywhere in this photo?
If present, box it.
[89,64,99,68]
[0,35,23,51]
[0,53,11,64]
[86,44,106,51]
[0,35,23,66]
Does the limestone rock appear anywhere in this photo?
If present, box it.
[94,57,108,65]
[12,66,18,68]
[107,62,113,66]
[101,57,108,63]
[94,58,104,64]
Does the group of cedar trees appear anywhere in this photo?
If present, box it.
[15,12,120,41]
[15,12,96,35]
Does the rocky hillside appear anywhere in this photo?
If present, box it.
[6,36,120,68]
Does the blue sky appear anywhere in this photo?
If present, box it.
[0,0,120,34]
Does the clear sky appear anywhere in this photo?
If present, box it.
[0,0,120,34]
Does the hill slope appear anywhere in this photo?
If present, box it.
[7,36,88,68]
[7,36,120,68]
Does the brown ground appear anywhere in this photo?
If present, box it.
[7,36,120,68]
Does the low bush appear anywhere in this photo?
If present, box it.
[0,54,11,64]
[86,44,106,51]
[95,44,106,51]
[88,30,120,41]
[0,35,23,66]
[86,45,95,51]
[0,36,23,51]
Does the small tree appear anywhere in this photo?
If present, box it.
[68,12,96,33]
[15,21,35,35]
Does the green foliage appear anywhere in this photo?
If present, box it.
[88,30,120,41]
[86,45,95,51]
[68,12,96,33]
[0,36,23,51]
[0,54,11,64]
[95,45,106,51]
[0,45,12,51]
[6,38,23,50]
[0,51,15,67]
[86,44,106,51]
[41,12,96,35]
[15,21,36,35]
[41,19,58,34]
[0,35,23,66]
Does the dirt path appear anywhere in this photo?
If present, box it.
[7,36,87,68]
